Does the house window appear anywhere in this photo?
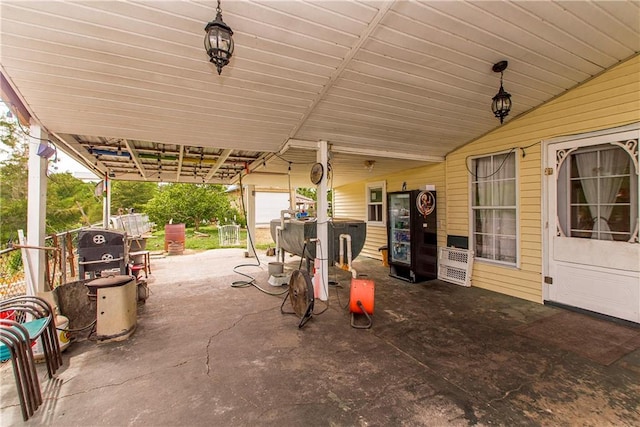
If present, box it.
[366,181,386,225]
[557,144,637,241]
[471,152,517,265]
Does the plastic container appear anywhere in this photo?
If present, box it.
[34,315,70,360]
[378,245,389,267]
[268,262,284,275]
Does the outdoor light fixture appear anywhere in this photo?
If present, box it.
[491,60,512,124]
[36,141,56,159]
[204,0,234,75]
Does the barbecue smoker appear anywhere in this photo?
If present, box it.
[78,230,137,342]
[77,230,128,279]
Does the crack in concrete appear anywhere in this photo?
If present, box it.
[484,359,556,413]
[37,359,195,403]
[53,372,154,400]
[205,306,276,376]
[486,382,527,405]
[0,402,21,410]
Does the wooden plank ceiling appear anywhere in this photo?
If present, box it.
[1,0,638,187]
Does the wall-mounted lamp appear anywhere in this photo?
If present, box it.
[204,0,234,75]
[37,141,56,159]
[491,60,512,124]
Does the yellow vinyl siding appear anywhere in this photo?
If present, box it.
[334,182,363,219]
[362,226,386,259]
[446,54,640,303]
[333,181,379,257]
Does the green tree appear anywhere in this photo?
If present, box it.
[296,187,316,200]
[0,117,28,245]
[1,115,103,244]
[110,180,157,214]
[296,187,333,217]
[145,183,231,231]
[0,114,20,149]
[46,172,102,233]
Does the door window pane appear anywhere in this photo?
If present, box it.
[570,180,589,204]
[609,205,631,234]
[559,144,636,241]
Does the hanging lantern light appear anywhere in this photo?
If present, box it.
[204,0,234,75]
[491,60,512,124]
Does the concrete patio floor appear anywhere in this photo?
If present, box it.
[1,249,639,426]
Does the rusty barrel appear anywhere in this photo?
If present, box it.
[164,223,186,252]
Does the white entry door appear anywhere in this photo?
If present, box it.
[544,125,640,323]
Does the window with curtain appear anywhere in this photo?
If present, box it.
[557,144,637,241]
[471,152,517,265]
[366,181,386,225]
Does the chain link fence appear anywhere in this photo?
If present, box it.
[0,247,26,299]
[0,229,82,301]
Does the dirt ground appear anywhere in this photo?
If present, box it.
[253,226,275,246]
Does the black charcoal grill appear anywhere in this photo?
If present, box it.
[77,229,128,279]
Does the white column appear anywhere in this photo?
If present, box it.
[289,187,296,211]
[316,140,329,301]
[245,184,256,258]
[102,174,111,229]
[27,122,48,293]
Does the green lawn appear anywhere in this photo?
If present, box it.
[145,225,273,252]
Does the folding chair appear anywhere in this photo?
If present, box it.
[1,320,43,421]
[0,296,62,379]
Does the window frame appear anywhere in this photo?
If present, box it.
[558,143,637,242]
[366,181,386,227]
[469,150,520,267]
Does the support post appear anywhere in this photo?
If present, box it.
[316,140,329,301]
[245,184,256,258]
[103,174,111,229]
[26,122,48,294]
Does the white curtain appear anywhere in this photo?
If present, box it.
[575,148,627,240]
[475,158,493,258]
[495,154,516,261]
[474,154,516,261]
[575,151,598,237]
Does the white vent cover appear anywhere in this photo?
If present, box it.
[438,247,474,287]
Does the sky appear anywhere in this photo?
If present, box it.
[51,149,98,179]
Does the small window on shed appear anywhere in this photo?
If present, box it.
[366,181,386,226]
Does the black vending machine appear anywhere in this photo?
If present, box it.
[387,190,438,282]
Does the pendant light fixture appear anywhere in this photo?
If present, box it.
[204,0,234,75]
[491,60,512,124]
